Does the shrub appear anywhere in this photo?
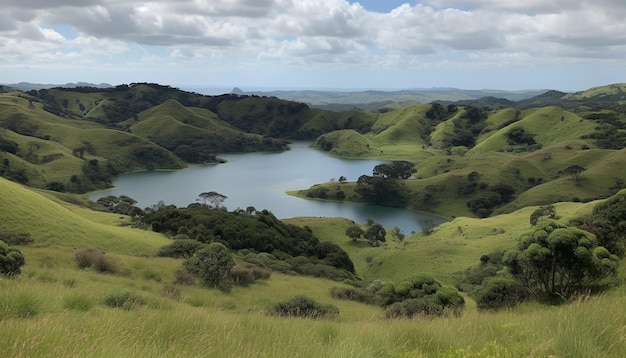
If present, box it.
[74,249,119,274]
[0,240,25,276]
[183,242,235,292]
[157,239,205,259]
[0,231,33,245]
[384,298,443,319]
[269,295,339,319]
[229,264,271,286]
[330,286,376,304]
[103,290,146,310]
[475,277,524,310]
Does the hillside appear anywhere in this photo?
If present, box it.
[0,84,379,192]
[1,82,626,357]
[305,84,626,218]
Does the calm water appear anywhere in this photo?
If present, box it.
[91,142,446,234]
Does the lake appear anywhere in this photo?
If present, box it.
[90,142,446,234]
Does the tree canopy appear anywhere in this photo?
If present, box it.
[0,240,25,276]
[503,220,619,300]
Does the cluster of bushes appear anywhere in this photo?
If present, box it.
[74,249,119,274]
[96,195,145,218]
[164,241,271,292]
[269,295,339,319]
[466,184,515,218]
[441,106,487,149]
[331,274,465,319]
[145,205,356,280]
[461,194,625,308]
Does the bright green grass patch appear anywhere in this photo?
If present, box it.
[0,178,170,255]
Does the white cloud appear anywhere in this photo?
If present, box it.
[1,0,625,88]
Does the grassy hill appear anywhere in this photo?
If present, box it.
[1,175,625,356]
[1,82,626,356]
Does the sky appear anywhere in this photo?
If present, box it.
[1,0,625,91]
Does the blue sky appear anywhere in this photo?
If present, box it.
[1,0,625,91]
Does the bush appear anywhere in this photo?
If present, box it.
[103,290,146,310]
[229,264,271,286]
[0,231,33,245]
[269,295,339,319]
[183,242,235,292]
[330,286,376,304]
[0,240,25,276]
[476,277,524,310]
[74,249,119,274]
[157,239,205,259]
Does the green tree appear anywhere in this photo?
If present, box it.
[503,220,619,300]
[562,165,585,182]
[575,190,626,257]
[183,242,235,291]
[197,191,228,208]
[530,204,556,226]
[0,240,25,276]
[390,226,405,242]
[345,225,364,242]
[372,161,416,179]
[365,223,386,246]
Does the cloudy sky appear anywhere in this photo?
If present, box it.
[2,0,625,91]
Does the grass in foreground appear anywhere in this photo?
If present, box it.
[2,254,625,358]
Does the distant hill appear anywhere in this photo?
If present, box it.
[2,82,113,91]
[228,88,547,111]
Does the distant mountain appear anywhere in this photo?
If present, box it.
[436,83,626,112]
[229,88,548,111]
[3,82,113,91]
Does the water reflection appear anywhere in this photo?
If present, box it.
[91,142,446,233]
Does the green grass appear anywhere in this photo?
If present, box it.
[0,178,169,255]
[2,257,625,357]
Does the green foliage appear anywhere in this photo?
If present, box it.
[0,239,25,276]
[143,205,356,275]
[356,175,407,206]
[505,127,536,146]
[96,195,144,217]
[475,277,524,310]
[157,239,206,259]
[269,295,339,319]
[574,190,626,257]
[504,220,620,300]
[364,223,386,247]
[372,161,416,179]
[378,275,465,318]
[183,242,236,291]
[345,225,364,242]
[562,164,586,181]
[530,204,556,226]
[0,231,33,245]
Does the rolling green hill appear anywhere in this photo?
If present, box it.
[1,82,626,356]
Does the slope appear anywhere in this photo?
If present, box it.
[0,177,169,255]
